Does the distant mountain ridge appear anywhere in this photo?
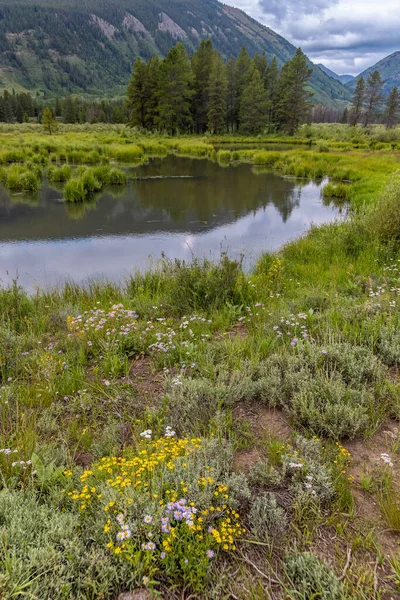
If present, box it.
[345,51,400,95]
[0,0,351,105]
[317,64,354,85]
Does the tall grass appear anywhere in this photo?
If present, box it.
[63,166,127,202]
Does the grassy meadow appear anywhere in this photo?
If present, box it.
[1,123,400,599]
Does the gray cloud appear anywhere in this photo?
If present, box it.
[229,0,400,75]
[258,0,338,21]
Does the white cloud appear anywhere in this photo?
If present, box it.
[226,0,400,75]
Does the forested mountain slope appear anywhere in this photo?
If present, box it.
[317,63,354,85]
[0,0,350,104]
[346,51,400,95]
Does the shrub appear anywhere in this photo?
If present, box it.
[249,493,287,540]
[284,549,346,599]
[378,327,400,365]
[0,489,130,600]
[67,435,246,592]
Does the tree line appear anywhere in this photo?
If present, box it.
[126,40,313,135]
[349,71,399,128]
[0,90,128,124]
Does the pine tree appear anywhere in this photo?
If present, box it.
[63,96,76,123]
[265,57,279,127]
[145,56,160,130]
[157,43,195,135]
[364,70,384,126]
[42,106,57,134]
[275,49,313,134]
[192,39,215,133]
[239,67,269,135]
[207,53,228,134]
[225,56,236,132]
[126,58,149,128]
[385,87,399,129]
[234,46,252,130]
[253,51,268,81]
[350,77,365,126]
[341,107,349,124]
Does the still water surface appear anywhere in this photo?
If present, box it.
[0,155,340,291]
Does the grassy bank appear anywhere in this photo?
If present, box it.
[1,126,400,599]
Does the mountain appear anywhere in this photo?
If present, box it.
[0,0,351,105]
[317,64,354,85]
[346,51,400,95]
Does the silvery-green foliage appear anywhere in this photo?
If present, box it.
[163,437,250,508]
[378,327,400,366]
[282,436,334,505]
[284,549,347,600]
[248,459,283,488]
[249,492,287,540]
[291,372,371,439]
[0,490,133,599]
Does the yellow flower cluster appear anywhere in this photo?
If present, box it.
[68,437,202,510]
[335,442,351,459]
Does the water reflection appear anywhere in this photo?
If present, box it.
[0,155,340,290]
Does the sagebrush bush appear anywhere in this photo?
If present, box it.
[249,492,287,540]
[284,549,346,600]
[0,490,132,599]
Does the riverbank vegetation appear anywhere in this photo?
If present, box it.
[1,123,400,598]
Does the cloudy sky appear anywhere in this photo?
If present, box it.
[227,0,400,75]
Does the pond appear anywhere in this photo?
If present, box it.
[0,155,341,291]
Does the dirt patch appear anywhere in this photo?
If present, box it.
[235,403,293,441]
[74,451,93,468]
[234,404,293,474]
[129,356,164,402]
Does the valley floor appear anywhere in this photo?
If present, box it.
[1,124,400,599]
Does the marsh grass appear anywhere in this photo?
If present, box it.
[63,166,127,202]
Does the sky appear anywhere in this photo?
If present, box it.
[227,0,400,75]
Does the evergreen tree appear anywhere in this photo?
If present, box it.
[265,57,279,127]
[239,67,269,135]
[234,46,252,129]
[225,56,236,132]
[63,96,76,123]
[157,43,195,135]
[192,39,215,133]
[126,58,149,128]
[207,53,228,134]
[350,77,365,126]
[385,87,399,129]
[364,70,384,126]
[253,51,268,81]
[41,106,57,134]
[145,56,160,130]
[341,107,349,124]
[275,49,313,134]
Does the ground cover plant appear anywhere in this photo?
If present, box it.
[1,124,400,598]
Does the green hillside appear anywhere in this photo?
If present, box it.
[346,51,400,95]
[0,0,350,105]
[317,63,354,84]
